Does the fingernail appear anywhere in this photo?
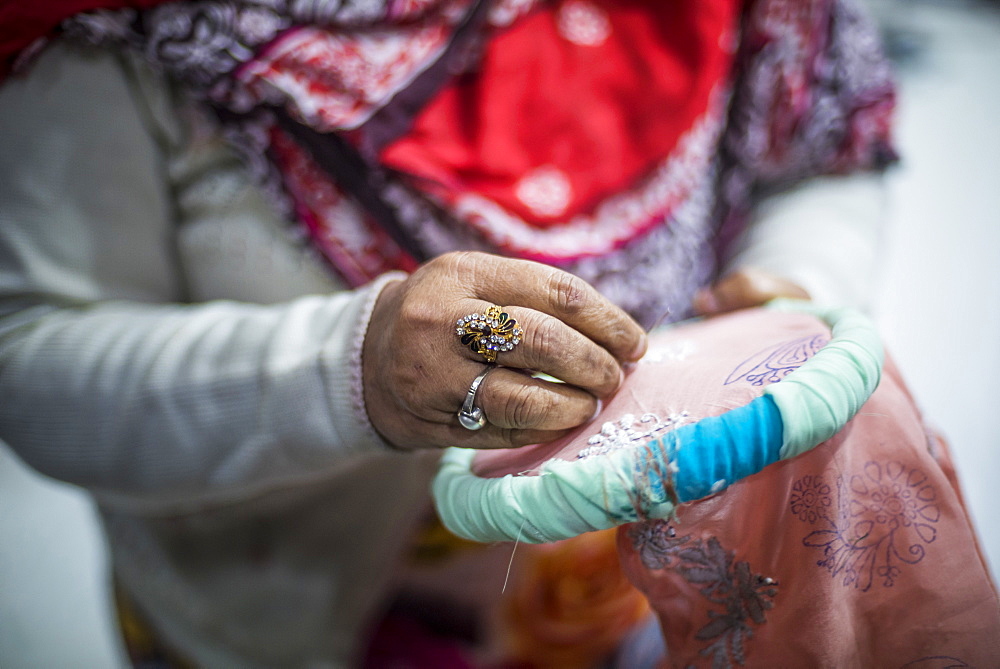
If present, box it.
[630,333,648,361]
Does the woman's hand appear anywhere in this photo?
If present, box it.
[692,267,810,316]
[362,252,648,451]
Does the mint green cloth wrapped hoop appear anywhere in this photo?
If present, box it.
[432,300,883,544]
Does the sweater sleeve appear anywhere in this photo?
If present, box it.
[0,42,398,512]
[721,172,887,310]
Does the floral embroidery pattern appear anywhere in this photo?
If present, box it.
[789,474,832,523]
[629,521,778,668]
[642,338,697,363]
[793,461,940,591]
[723,334,828,386]
[577,412,690,460]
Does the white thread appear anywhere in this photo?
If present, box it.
[502,518,527,594]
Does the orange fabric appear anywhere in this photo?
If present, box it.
[362,526,650,669]
[499,529,650,668]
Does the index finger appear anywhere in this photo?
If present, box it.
[444,252,648,362]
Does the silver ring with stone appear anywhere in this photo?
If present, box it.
[458,365,494,431]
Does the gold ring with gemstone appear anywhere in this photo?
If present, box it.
[455,305,523,364]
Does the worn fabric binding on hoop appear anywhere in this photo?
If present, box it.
[432,300,883,544]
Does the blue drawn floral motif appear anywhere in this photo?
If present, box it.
[793,461,940,591]
[790,475,833,524]
[723,334,828,386]
[628,521,778,668]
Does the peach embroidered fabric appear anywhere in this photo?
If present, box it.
[464,309,1000,667]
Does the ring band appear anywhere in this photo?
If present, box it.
[456,305,523,364]
[457,365,494,431]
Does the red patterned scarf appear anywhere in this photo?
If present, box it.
[1,0,896,325]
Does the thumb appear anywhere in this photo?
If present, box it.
[694,268,810,316]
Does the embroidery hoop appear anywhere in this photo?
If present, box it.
[433,300,884,544]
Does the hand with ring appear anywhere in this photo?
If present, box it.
[362,251,648,450]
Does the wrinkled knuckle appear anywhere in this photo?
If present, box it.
[525,318,563,360]
[605,322,634,351]
[425,252,464,282]
[446,250,475,269]
[548,271,591,316]
[502,384,548,429]
[597,359,622,393]
[443,250,488,278]
[412,254,444,284]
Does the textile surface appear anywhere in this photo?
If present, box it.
[618,357,1000,666]
[466,309,1000,666]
